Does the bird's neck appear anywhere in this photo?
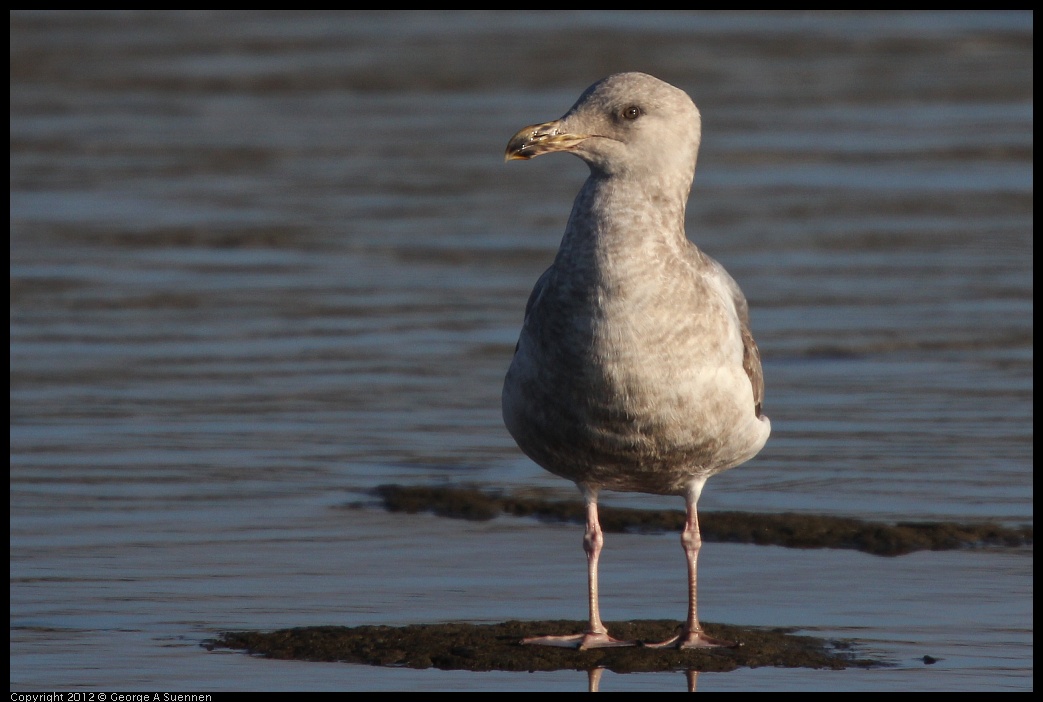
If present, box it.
[558,173,692,265]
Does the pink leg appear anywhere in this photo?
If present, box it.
[647,477,736,649]
[522,486,635,649]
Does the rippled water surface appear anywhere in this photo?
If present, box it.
[10,11,1032,691]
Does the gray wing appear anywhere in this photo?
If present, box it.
[705,257,764,418]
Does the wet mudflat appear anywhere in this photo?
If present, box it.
[370,484,1032,557]
[211,619,882,674]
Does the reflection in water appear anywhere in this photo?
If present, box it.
[587,668,698,692]
[588,668,603,692]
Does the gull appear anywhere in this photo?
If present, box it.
[502,72,770,649]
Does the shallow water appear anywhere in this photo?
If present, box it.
[10,11,1032,691]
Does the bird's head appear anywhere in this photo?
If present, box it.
[505,72,702,181]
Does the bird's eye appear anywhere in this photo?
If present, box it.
[622,106,642,120]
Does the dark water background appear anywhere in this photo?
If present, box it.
[10,11,1032,691]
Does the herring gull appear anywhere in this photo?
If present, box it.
[502,72,771,649]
